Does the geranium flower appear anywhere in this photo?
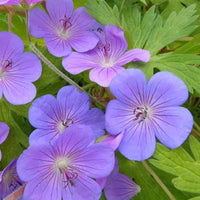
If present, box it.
[0,122,9,161]
[96,133,140,200]
[17,125,115,200]
[0,159,24,199]
[29,85,105,145]
[29,0,99,57]
[0,32,42,105]
[63,24,150,87]
[98,158,140,200]
[105,69,193,161]
[0,0,43,6]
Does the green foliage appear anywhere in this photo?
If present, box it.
[0,1,200,199]
[150,137,200,197]
[160,0,200,17]
[0,99,29,169]
[175,34,200,54]
[87,1,198,54]
[86,0,121,26]
[87,1,200,95]
[189,196,200,200]
[129,53,200,94]
[122,4,198,55]
[117,152,194,200]
[117,153,169,200]
[145,5,197,55]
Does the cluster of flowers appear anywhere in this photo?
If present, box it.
[0,0,194,199]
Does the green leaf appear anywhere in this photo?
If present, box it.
[189,136,200,161]
[161,0,200,18]
[174,34,200,54]
[189,196,200,200]
[74,0,87,8]
[129,53,200,94]
[140,0,147,5]
[122,6,157,49]
[117,153,170,200]
[123,5,198,52]
[149,137,200,196]
[161,0,185,19]
[144,5,198,55]
[0,99,29,169]
[122,4,198,56]
[86,0,121,26]
[100,193,106,200]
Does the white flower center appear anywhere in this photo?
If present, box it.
[57,29,71,39]
[58,15,72,39]
[101,59,115,68]
[55,157,69,169]
[57,119,73,133]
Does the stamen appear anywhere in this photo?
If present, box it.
[98,42,111,58]
[1,59,13,73]
[59,15,72,30]
[133,106,148,123]
[58,118,73,133]
[97,27,103,33]
[62,119,73,128]
[60,167,78,188]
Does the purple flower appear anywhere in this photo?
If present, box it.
[101,131,124,152]
[17,125,115,200]
[0,0,10,4]
[29,0,99,57]
[63,24,150,87]
[29,85,105,145]
[96,132,140,200]
[105,69,193,161]
[0,0,43,6]
[0,122,9,161]
[97,158,140,200]
[0,32,42,105]
[0,159,24,199]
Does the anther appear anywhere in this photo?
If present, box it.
[1,59,13,72]
[62,119,73,128]
[60,15,72,30]
[133,106,148,122]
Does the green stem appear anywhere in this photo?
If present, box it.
[30,43,106,108]
[25,9,31,42]
[8,11,13,32]
[83,83,95,90]
[120,0,126,14]
[192,128,200,137]
[142,161,176,200]
[194,121,200,133]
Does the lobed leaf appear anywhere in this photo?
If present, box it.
[150,137,200,196]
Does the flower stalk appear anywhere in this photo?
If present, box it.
[142,161,176,200]
[30,43,106,108]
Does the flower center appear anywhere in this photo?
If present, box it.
[55,157,78,187]
[98,42,111,58]
[97,27,104,33]
[58,119,74,133]
[133,106,149,123]
[58,15,72,39]
[0,59,13,78]
[55,157,69,169]
[97,42,114,67]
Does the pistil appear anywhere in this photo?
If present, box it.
[133,106,149,123]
